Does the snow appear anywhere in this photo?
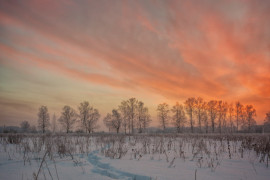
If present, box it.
[0,134,269,180]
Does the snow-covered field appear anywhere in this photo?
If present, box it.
[0,134,269,180]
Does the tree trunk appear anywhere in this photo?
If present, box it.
[190,114,193,133]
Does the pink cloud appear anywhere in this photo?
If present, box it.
[0,0,269,124]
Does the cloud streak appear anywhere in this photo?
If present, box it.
[0,0,269,125]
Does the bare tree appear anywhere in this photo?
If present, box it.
[265,112,270,124]
[221,101,228,133]
[119,98,138,134]
[127,98,138,134]
[217,101,228,134]
[78,101,91,133]
[194,97,205,133]
[111,109,122,133]
[58,106,77,133]
[184,97,196,133]
[240,108,247,131]
[142,114,151,132]
[202,110,209,133]
[171,102,186,133]
[78,101,100,133]
[207,100,218,133]
[103,113,112,132]
[52,113,57,133]
[37,106,50,133]
[87,108,100,133]
[228,103,235,133]
[235,101,243,132]
[20,121,30,133]
[157,103,170,131]
[243,105,256,133]
[103,109,122,133]
[119,101,129,134]
[137,101,151,133]
[263,112,270,133]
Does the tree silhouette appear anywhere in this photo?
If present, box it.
[244,105,256,133]
[103,109,122,133]
[137,101,151,133]
[184,98,196,133]
[78,101,100,133]
[58,106,77,133]
[235,102,243,132]
[207,100,218,133]
[37,105,50,133]
[171,102,186,133]
[157,103,170,131]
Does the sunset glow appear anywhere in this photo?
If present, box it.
[0,0,269,127]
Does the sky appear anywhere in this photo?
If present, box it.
[0,0,269,128]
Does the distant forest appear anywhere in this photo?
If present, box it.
[2,97,270,134]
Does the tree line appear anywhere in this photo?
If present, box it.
[17,97,270,134]
[157,97,258,133]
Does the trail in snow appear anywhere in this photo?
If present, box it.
[88,150,151,180]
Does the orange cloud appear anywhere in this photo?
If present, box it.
[0,0,269,125]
